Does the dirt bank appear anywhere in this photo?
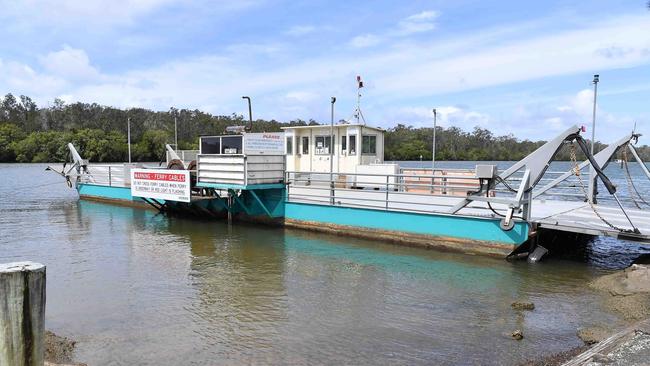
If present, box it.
[590,264,650,321]
[520,345,591,366]
[45,331,86,366]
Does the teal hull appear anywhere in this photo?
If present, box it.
[76,183,529,256]
[285,202,529,256]
[78,183,144,203]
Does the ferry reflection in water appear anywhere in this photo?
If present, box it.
[0,164,636,365]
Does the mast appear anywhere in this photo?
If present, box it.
[354,75,366,125]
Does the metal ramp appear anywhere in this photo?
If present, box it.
[530,200,650,243]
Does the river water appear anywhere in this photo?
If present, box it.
[1,163,649,365]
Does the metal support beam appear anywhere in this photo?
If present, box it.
[449,125,581,215]
[533,133,636,198]
[229,189,252,215]
[249,190,273,217]
[628,144,650,181]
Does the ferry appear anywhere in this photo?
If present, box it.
[47,124,650,259]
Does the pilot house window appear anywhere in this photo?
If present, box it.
[286,136,293,155]
[315,136,332,155]
[362,135,376,155]
[221,136,242,154]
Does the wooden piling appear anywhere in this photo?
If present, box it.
[0,262,46,366]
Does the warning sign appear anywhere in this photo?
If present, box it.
[244,132,285,154]
[131,168,191,202]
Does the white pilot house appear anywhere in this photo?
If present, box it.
[281,124,386,174]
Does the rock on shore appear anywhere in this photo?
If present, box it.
[45,331,86,366]
[590,264,650,321]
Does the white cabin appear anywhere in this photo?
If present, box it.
[281,124,386,174]
[196,132,286,186]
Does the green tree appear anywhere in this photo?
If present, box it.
[11,131,71,163]
[134,130,170,162]
[0,123,25,161]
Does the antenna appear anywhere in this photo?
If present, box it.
[351,75,367,125]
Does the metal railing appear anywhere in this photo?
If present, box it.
[286,170,514,218]
[78,164,128,187]
[166,150,199,166]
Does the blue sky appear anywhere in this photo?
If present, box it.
[1,0,649,140]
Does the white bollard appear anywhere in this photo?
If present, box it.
[0,262,46,366]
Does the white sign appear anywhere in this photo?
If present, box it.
[244,132,285,155]
[131,169,191,203]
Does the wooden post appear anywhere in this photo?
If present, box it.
[0,262,46,366]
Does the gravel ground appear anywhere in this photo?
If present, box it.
[584,331,650,366]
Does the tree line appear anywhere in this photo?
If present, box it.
[1,93,648,163]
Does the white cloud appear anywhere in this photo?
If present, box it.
[39,45,101,81]
[396,10,439,35]
[0,58,67,99]
[406,10,438,21]
[225,42,287,57]
[0,0,262,31]
[284,91,319,103]
[285,25,317,36]
[377,14,650,96]
[383,85,642,141]
[0,0,174,27]
[349,34,383,48]
[348,10,439,48]
[386,106,490,130]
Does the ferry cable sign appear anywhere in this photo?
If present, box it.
[130,168,191,203]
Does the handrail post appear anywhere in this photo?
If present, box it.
[108,166,112,187]
[443,173,448,195]
[330,174,335,205]
[244,156,248,186]
[385,174,389,210]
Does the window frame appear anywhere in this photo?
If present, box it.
[286,136,293,155]
[200,136,221,154]
[314,135,332,155]
[348,134,357,155]
[221,136,243,154]
[301,136,309,155]
[362,135,377,155]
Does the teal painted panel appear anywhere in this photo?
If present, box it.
[285,202,529,245]
[231,188,286,217]
[77,183,164,204]
[77,184,140,201]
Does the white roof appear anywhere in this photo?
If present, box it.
[281,123,384,132]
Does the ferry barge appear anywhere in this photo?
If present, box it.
[48,125,650,258]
